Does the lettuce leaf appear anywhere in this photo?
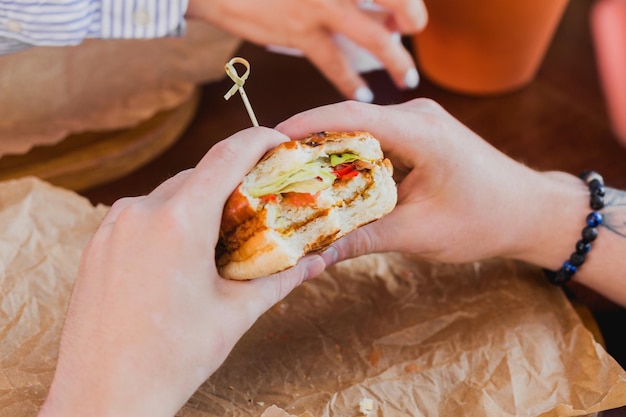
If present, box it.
[248,158,337,197]
[330,153,359,166]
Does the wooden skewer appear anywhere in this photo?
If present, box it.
[224,57,259,127]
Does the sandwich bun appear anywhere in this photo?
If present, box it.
[216,131,397,280]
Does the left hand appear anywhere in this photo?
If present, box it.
[275,99,587,267]
[277,99,626,308]
[186,0,427,100]
[38,128,326,417]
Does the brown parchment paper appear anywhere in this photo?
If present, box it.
[1,177,625,417]
[0,20,241,157]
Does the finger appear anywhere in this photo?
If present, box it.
[374,0,428,32]
[224,254,326,320]
[172,127,289,221]
[276,99,438,180]
[320,198,425,266]
[299,30,374,102]
[321,202,413,264]
[99,169,195,225]
[277,100,363,135]
[276,100,390,139]
[146,169,194,202]
[328,4,419,89]
[276,98,438,137]
[320,226,377,267]
[99,196,145,227]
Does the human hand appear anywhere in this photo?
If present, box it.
[38,128,326,417]
[186,0,427,101]
[276,99,589,268]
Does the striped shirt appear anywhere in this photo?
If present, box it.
[0,0,189,54]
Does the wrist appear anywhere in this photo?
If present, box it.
[505,170,589,269]
[37,367,184,417]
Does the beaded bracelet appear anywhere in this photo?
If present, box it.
[543,170,606,285]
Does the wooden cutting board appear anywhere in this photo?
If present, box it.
[0,89,200,192]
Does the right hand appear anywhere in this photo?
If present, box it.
[38,127,326,417]
[186,0,428,100]
[276,99,589,268]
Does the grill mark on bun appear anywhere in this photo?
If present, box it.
[280,207,331,236]
[219,172,375,255]
[304,131,326,147]
[220,212,268,252]
[257,132,375,165]
[302,131,373,149]
[306,231,341,253]
[342,183,372,207]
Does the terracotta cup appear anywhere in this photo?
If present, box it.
[413,0,570,95]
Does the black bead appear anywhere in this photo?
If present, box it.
[543,267,574,286]
[569,252,586,266]
[582,226,598,242]
[590,194,605,210]
[588,178,603,190]
[545,170,606,286]
[553,268,573,285]
[591,185,606,197]
[575,240,591,254]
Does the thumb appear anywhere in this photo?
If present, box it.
[319,225,380,267]
[241,254,327,317]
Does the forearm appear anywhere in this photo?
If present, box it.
[0,0,188,54]
[510,171,626,306]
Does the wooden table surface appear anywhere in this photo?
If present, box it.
[81,1,626,414]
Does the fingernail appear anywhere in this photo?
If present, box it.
[320,246,339,266]
[404,68,420,89]
[354,86,374,103]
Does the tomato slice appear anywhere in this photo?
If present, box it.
[340,170,359,180]
[333,162,358,180]
[282,192,319,207]
[260,194,277,204]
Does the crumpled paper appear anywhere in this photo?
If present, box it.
[0,177,108,416]
[1,177,625,417]
[0,20,241,157]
